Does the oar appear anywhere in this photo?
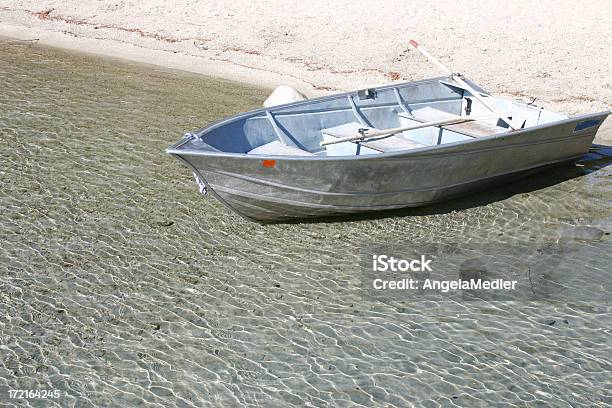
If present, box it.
[320,115,496,146]
[408,39,519,130]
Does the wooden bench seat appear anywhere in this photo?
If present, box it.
[400,107,508,138]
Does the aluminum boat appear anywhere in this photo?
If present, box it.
[167,75,609,222]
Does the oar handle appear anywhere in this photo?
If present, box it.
[408,39,517,130]
[409,40,452,76]
[320,115,496,146]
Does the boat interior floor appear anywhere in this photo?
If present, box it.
[247,140,315,156]
[245,105,518,157]
[218,80,568,158]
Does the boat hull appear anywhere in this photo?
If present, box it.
[171,114,607,222]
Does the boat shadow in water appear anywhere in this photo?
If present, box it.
[279,144,612,224]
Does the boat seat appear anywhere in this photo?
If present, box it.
[321,122,426,153]
[400,107,508,138]
[247,140,315,156]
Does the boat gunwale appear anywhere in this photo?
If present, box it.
[167,110,609,161]
[165,74,609,161]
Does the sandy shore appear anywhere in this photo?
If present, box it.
[1,1,610,132]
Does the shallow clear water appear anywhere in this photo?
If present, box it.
[0,38,610,407]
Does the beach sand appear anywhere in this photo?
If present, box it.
[1,1,610,139]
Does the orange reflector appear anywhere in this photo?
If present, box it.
[262,159,276,168]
